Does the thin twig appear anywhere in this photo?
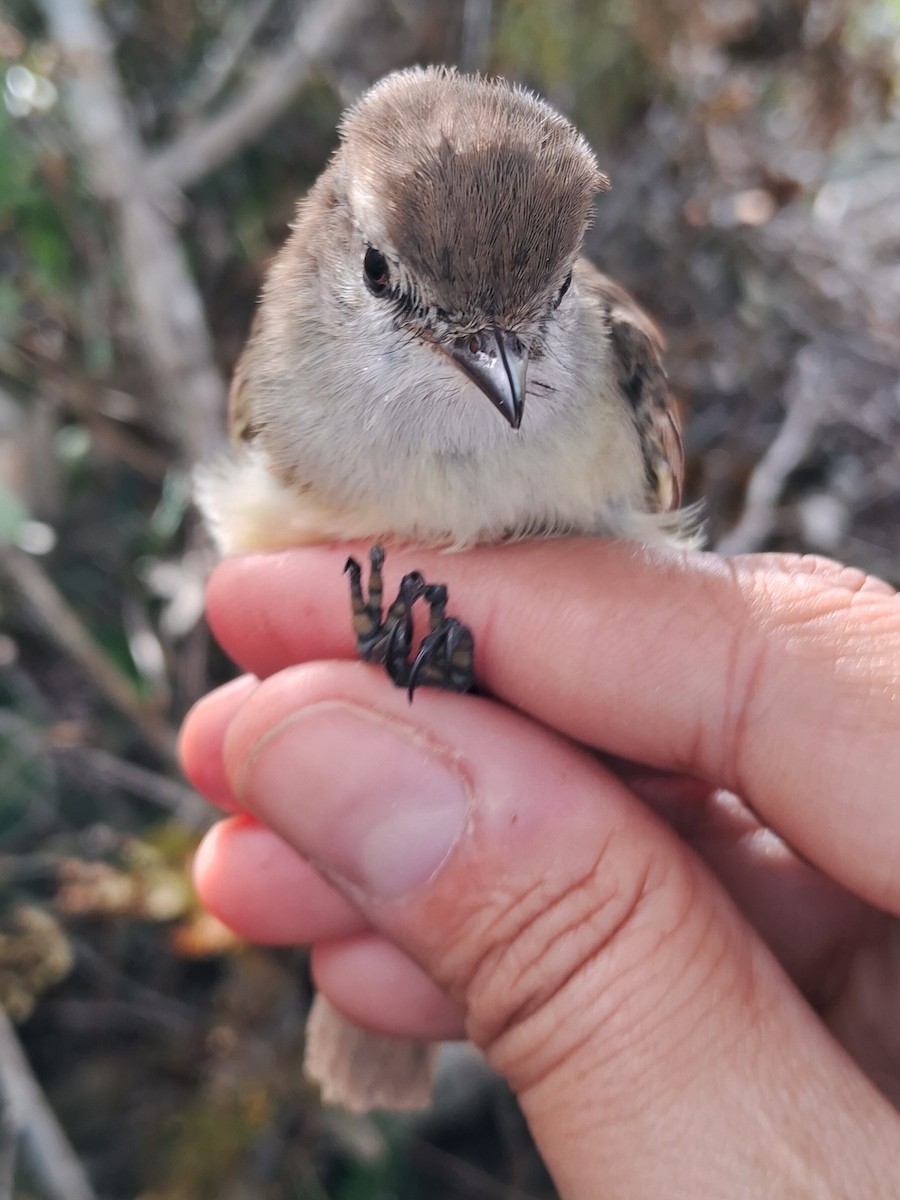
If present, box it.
[54,745,212,830]
[0,1005,99,1200]
[35,0,226,464]
[149,0,370,191]
[0,1097,16,1200]
[2,358,172,481]
[0,545,177,763]
[57,387,172,480]
[176,0,281,120]
[70,939,198,1035]
[716,345,829,555]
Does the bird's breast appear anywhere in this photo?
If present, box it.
[209,303,661,550]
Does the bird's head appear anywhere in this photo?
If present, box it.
[332,66,609,429]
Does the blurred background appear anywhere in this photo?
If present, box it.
[0,0,898,1195]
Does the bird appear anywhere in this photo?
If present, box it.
[197,64,698,1113]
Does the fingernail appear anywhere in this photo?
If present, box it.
[236,701,469,899]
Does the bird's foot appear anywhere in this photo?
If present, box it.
[345,545,424,662]
[404,584,475,698]
[344,545,475,698]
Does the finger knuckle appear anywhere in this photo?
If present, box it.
[453,830,695,1094]
[710,555,899,796]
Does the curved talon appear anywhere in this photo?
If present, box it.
[407,617,474,698]
[385,619,412,684]
[407,628,443,699]
[385,617,409,656]
[345,545,475,696]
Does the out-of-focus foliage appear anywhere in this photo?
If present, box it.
[0,0,898,1195]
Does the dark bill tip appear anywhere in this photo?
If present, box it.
[447,327,528,429]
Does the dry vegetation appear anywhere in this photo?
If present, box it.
[0,0,898,1195]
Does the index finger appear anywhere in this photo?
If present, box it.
[206,540,900,913]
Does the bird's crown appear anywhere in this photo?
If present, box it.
[337,66,608,329]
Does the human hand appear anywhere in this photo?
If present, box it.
[180,540,900,1198]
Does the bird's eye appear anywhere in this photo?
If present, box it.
[555,271,572,308]
[364,248,391,296]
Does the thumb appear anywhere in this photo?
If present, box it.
[223,662,896,1200]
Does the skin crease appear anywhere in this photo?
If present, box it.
[180,539,900,1199]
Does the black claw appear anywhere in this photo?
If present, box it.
[407,632,439,699]
[407,617,474,698]
[345,545,475,697]
[384,617,411,686]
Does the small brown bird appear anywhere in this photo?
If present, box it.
[198,66,697,1111]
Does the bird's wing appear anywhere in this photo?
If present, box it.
[579,261,685,515]
[227,308,264,446]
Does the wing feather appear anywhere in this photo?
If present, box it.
[579,261,685,514]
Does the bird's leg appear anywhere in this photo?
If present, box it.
[345,544,386,659]
[345,544,425,663]
[345,547,475,697]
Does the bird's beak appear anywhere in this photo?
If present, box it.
[447,327,528,429]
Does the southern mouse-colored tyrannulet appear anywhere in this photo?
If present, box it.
[198,66,696,1112]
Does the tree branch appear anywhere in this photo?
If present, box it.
[0,546,177,763]
[54,745,211,831]
[0,1006,99,1200]
[175,0,281,120]
[35,0,226,464]
[150,0,370,190]
[716,345,828,555]
[0,1098,16,1200]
